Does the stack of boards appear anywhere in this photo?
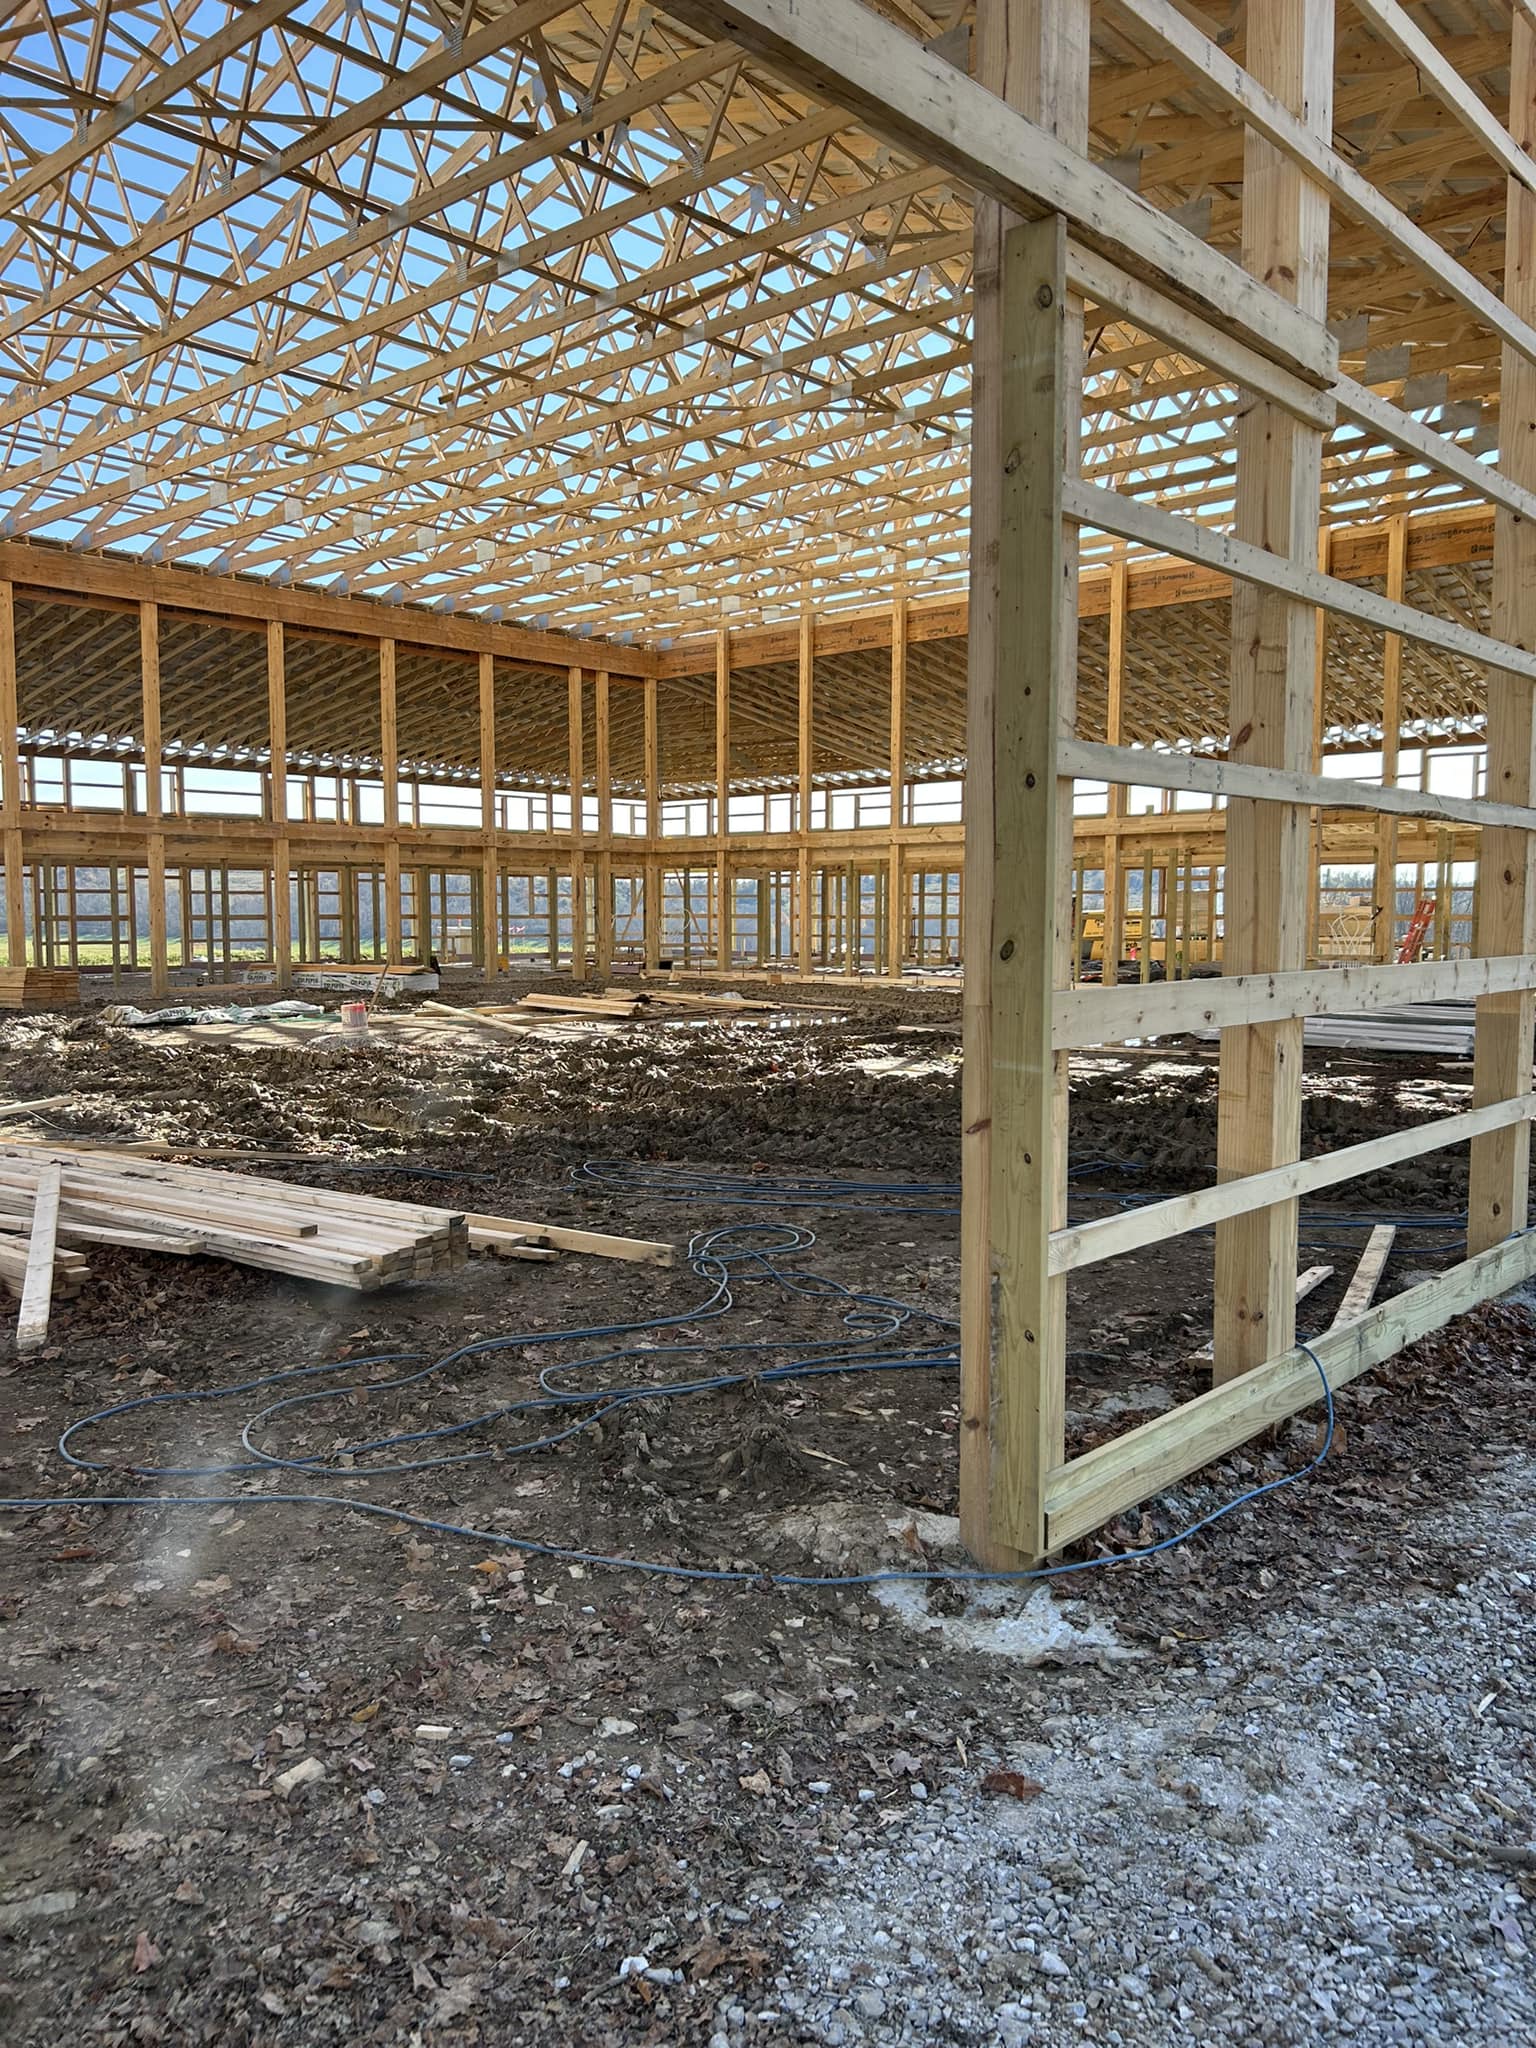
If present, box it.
[0,1143,469,1301]
[0,967,79,1011]
[423,986,781,1033]
[0,1142,674,1353]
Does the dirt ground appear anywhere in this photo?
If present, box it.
[0,983,1530,2046]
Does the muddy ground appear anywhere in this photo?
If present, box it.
[0,983,1530,2045]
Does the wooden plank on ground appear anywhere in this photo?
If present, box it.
[1329,1225,1396,1327]
[15,1163,60,1353]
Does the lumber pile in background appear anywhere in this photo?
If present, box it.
[1195,1001,1476,1059]
[422,986,782,1033]
[0,967,79,1011]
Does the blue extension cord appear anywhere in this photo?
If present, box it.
[0,1211,1337,1588]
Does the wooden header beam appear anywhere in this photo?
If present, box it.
[0,543,653,678]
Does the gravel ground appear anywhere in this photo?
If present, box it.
[755,1459,1536,2048]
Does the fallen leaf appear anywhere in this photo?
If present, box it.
[980,1770,1045,1801]
[737,1767,773,1797]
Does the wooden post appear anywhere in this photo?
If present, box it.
[379,639,402,965]
[888,589,907,978]
[797,608,814,976]
[715,631,730,971]
[268,619,291,989]
[643,676,661,969]
[1372,515,1408,961]
[567,666,587,981]
[479,650,499,979]
[1103,549,1128,987]
[0,582,24,968]
[594,668,613,979]
[1213,0,1333,1384]
[1470,7,1536,1254]
[142,600,168,994]
[1307,527,1330,963]
[960,0,1088,1568]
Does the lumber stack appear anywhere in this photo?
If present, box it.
[0,966,79,1010]
[422,985,783,1033]
[0,1144,469,1305]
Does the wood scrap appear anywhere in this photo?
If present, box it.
[1190,1263,1336,1367]
[1330,1225,1397,1327]
[15,1164,61,1353]
[465,1211,674,1266]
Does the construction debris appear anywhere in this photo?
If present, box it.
[100,1000,325,1029]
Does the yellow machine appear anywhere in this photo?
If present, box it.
[1077,909,1223,980]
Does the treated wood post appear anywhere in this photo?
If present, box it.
[479,651,499,979]
[1103,549,1128,987]
[1213,0,1333,1384]
[1372,515,1408,961]
[567,665,587,981]
[888,590,907,977]
[715,632,731,971]
[268,620,291,989]
[797,609,813,976]
[379,639,402,965]
[142,601,169,994]
[0,582,24,968]
[594,669,613,979]
[961,0,1088,1568]
[643,676,661,969]
[1470,8,1536,1255]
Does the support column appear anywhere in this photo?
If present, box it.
[594,669,613,980]
[1371,515,1407,962]
[0,582,24,967]
[379,639,402,965]
[643,676,662,969]
[142,600,169,995]
[715,631,731,971]
[797,609,813,975]
[1102,549,1128,987]
[960,0,1088,1567]
[268,620,291,989]
[1470,7,1536,1254]
[567,665,587,981]
[479,651,500,979]
[887,590,907,977]
[1213,0,1333,1383]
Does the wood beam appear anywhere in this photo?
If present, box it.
[480,650,499,979]
[1212,0,1332,1386]
[797,609,813,975]
[568,666,587,983]
[643,677,661,970]
[1469,11,1536,1256]
[961,0,1089,1569]
[267,619,291,990]
[595,669,613,981]
[887,590,907,977]
[0,543,648,678]
[715,631,730,972]
[0,581,23,967]
[379,639,403,965]
[1372,515,1408,961]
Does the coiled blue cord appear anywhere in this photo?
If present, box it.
[0,1210,1338,1588]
